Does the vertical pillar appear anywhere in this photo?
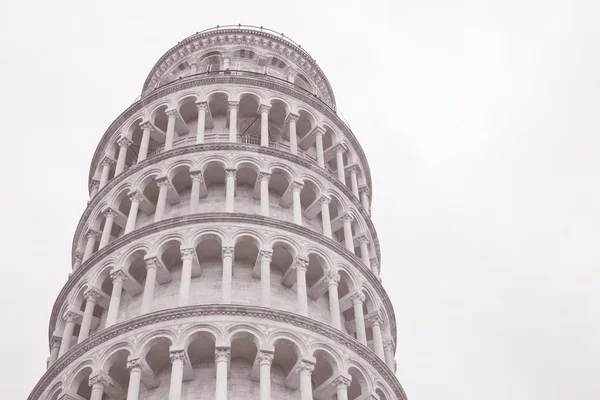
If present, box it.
[349,166,360,198]
[370,258,380,278]
[292,181,303,225]
[359,186,370,214]
[83,230,100,261]
[99,209,116,249]
[225,169,236,212]
[125,192,143,234]
[298,361,314,400]
[320,196,332,239]
[228,101,239,142]
[190,63,198,74]
[90,180,100,199]
[315,128,325,168]
[126,359,143,400]
[342,214,355,253]
[383,339,395,369]
[141,258,158,314]
[195,102,207,144]
[326,273,341,329]
[78,289,100,343]
[215,348,230,400]
[259,172,271,217]
[258,352,274,400]
[73,251,83,270]
[48,336,61,367]
[105,270,127,328]
[335,145,346,181]
[168,350,186,400]
[352,293,367,345]
[287,114,299,155]
[154,178,171,222]
[370,314,385,360]
[259,250,272,307]
[189,171,203,214]
[58,312,78,357]
[99,158,114,189]
[115,137,132,176]
[294,258,309,316]
[333,376,351,400]
[88,375,107,400]
[179,248,194,307]
[221,247,234,303]
[259,104,271,146]
[138,122,154,162]
[357,235,370,267]
[164,109,178,151]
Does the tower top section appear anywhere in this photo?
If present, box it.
[142,25,337,109]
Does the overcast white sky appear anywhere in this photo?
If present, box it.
[1,0,599,399]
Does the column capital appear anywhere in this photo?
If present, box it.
[335,144,346,154]
[259,249,273,262]
[117,136,133,148]
[144,255,160,270]
[128,190,144,203]
[370,257,379,267]
[126,358,144,373]
[180,248,195,261]
[225,168,237,179]
[258,171,271,182]
[100,156,116,167]
[357,234,369,244]
[341,213,354,223]
[50,335,62,348]
[346,163,360,174]
[286,113,300,123]
[156,177,173,190]
[84,288,101,302]
[88,374,109,389]
[165,108,179,119]
[332,375,352,389]
[195,101,208,111]
[367,313,383,327]
[314,126,326,136]
[215,348,231,363]
[256,351,274,366]
[358,185,370,195]
[326,272,340,286]
[296,360,315,375]
[291,181,304,192]
[352,292,366,305]
[190,170,204,183]
[293,257,309,272]
[140,121,155,131]
[228,101,240,111]
[258,104,271,114]
[90,180,100,190]
[109,269,128,283]
[103,208,117,219]
[222,246,234,258]
[169,350,188,365]
[383,338,395,351]
[64,310,80,323]
[85,229,101,239]
[74,250,83,262]
[319,195,331,205]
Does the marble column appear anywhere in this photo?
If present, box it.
[320,196,332,238]
[189,171,203,214]
[154,179,172,222]
[125,192,143,234]
[179,248,194,307]
[333,376,351,400]
[383,339,395,369]
[287,114,299,155]
[195,102,207,144]
[335,145,345,181]
[78,289,100,343]
[99,158,114,189]
[58,312,78,357]
[342,214,355,253]
[352,293,367,345]
[105,270,127,328]
[225,169,236,212]
[168,350,186,400]
[141,258,158,314]
[295,258,309,316]
[99,209,116,249]
[292,181,303,225]
[48,336,61,366]
[73,251,83,270]
[138,122,154,162]
[259,104,271,147]
[221,247,234,303]
[228,101,239,142]
[259,250,272,307]
[259,172,271,217]
[326,273,341,329]
[258,351,274,400]
[89,375,107,400]
[164,109,178,151]
[370,314,385,360]
[315,128,325,168]
[215,348,230,400]
[115,137,132,176]
[126,358,143,400]
[357,235,370,267]
[90,180,100,199]
[298,361,314,400]
[349,166,360,198]
[359,186,370,214]
[83,230,100,261]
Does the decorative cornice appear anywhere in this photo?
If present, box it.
[56,214,394,347]
[87,75,372,200]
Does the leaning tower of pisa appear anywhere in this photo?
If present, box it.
[30,25,407,400]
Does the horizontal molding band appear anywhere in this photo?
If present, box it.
[76,143,380,263]
[88,75,373,198]
[33,305,407,400]
[54,214,396,347]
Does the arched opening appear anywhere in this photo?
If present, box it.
[238,93,261,143]
[205,93,229,141]
[233,236,260,304]
[270,241,295,312]
[235,163,260,214]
